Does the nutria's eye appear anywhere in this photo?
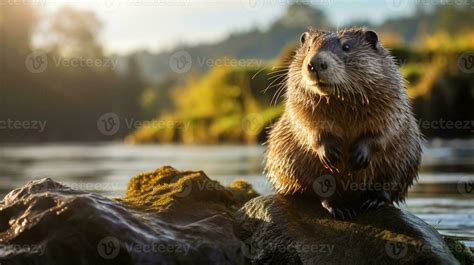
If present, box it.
[342,43,350,52]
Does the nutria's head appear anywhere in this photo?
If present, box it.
[288,27,401,103]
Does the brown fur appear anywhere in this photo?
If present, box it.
[265,27,422,207]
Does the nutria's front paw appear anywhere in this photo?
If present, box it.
[322,200,357,220]
[361,191,390,210]
[349,141,371,171]
[317,144,342,173]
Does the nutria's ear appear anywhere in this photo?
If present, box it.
[365,30,378,50]
[300,32,309,45]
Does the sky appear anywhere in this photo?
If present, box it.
[35,0,417,55]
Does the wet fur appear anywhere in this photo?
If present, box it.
[265,27,422,209]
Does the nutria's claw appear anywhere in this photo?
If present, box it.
[361,199,384,210]
[361,193,389,211]
[331,206,356,220]
[322,200,357,220]
[349,143,370,171]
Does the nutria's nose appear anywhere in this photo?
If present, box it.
[308,54,328,73]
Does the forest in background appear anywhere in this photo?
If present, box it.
[0,2,473,143]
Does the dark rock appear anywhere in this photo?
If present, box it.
[443,237,474,265]
[0,166,469,264]
[0,166,258,265]
[236,194,461,265]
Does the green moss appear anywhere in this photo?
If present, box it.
[443,236,474,265]
[118,166,259,212]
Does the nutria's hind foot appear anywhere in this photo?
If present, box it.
[322,199,357,220]
[360,190,390,211]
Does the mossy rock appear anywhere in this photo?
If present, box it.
[119,166,258,213]
[236,194,462,265]
[0,167,471,265]
[443,236,474,265]
[0,167,260,265]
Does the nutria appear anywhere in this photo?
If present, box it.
[265,27,422,219]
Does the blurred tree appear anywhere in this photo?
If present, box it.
[0,4,38,123]
[117,54,146,120]
[46,6,102,57]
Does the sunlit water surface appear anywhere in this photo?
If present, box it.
[1,141,473,248]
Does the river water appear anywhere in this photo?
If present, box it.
[0,141,473,248]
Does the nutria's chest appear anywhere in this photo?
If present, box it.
[313,102,376,135]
